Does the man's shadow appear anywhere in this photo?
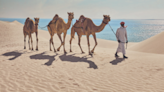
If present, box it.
[59,54,98,69]
[30,52,58,66]
[2,51,24,60]
[110,57,125,65]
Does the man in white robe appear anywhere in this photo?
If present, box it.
[115,22,128,58]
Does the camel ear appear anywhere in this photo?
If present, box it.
[103,15,106,17]
[67,12,70,14]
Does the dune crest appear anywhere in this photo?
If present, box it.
[12,20,23,25]
[0,20,23,26]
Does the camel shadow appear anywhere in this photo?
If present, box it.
[110,57,125,65]
[2,51,23,60]
[59,54,98,69]
[30,52,58,66]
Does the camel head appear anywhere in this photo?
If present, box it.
[103,15,110,24]
[67,12,74,20]
[34,18,39,25]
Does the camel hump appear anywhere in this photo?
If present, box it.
[29,19,34,30]
[24,17,30,25]
[24,19,34,30]
[53,14,59,20]
[57,17,63,22]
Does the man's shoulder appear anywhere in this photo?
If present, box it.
[117,27,122,30]
[119,27,127,30]
[117,27,121,30]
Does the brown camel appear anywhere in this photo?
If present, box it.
[70,15,110,55]
[47,12,74,53]
[23,17,39,50]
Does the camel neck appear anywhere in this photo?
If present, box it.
[35,24,38,31]
[95,21,106,33]
[66,18,72,29]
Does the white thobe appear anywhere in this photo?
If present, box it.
[116,26,128,55]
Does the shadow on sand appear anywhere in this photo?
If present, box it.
[2,50,97,69]
[2,51,24,60]
[59,54,98,69]
[30,52,58,66]
[110,57,125,65]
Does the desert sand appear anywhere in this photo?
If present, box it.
[0,20,164,92]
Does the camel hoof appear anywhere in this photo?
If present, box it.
[32,48,33,50]
[82,52,85,54]
[89,53,92,55]
[50,49,52,51]
[91,50,94,53]
[70,50,72,52]
[57,48,60,51]
[24,47,26,49]
[64,51,67,54]
[54,50,56,52]
[36,48,38,51]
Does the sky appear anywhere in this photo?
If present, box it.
[0,0,164,19]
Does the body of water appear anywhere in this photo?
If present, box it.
[1,18,164,42]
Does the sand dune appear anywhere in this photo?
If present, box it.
[129,31,164,54]
[0,21,164,92]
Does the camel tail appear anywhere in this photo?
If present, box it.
[47,25,52,36]
[71,27,75,39]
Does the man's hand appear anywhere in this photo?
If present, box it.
[118,40,121,43]
[126,40,128,43]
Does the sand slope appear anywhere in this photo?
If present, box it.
[129,31,164,54]
[0,21,164,92]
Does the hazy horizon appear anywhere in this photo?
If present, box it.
[1,18,164,20]
[1,0,164,19]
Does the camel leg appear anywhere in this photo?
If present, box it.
[51,36,56,52]
[28,34,31,50]
[30,34,33,50]
[24,34,26,49]
[91,33,97,53]
[57,33,63,51]
[78,35,85,53]
[70,37,73,52]
[49,35,53,51]
[87,35,91,55]
[63,32,67,54]
[35,31,38,50]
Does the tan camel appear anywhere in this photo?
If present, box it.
[47,12,74,53]
[70,15,110,55]
[23,17,39,50]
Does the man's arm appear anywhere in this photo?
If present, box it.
[116,29,119,41]
[116,29,121,43]
[125,30,128,43]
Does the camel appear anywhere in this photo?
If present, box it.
[23,17,39,50]
[47,12,74,53]
[70,15,110,55]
